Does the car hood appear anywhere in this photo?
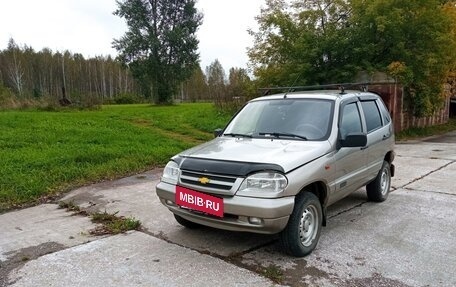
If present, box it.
[177,137,332,173]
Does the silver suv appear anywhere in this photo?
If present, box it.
[156,89,395,257]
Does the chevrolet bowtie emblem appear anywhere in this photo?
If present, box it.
[198,177,210,184]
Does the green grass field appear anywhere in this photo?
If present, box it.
[0,103,232,212]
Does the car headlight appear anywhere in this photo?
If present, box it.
[161,161,179,184]
[238,172,288,193]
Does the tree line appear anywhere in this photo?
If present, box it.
[0,38,141,108]
[0,37,256,111]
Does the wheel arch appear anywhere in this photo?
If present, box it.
[297,181,328,226]
[384,151,394,164]
[384,151,395,177]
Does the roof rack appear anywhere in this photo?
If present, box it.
[258,82,390,96]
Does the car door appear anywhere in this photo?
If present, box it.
[331,100,368,204]
[360,98,392,181]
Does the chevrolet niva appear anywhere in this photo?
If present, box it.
[156,88,395,257]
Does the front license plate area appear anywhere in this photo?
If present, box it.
[175,186,224,218]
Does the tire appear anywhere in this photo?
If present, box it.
[174,214,200,229]
[366,160,391,202]
[279,192,323,257]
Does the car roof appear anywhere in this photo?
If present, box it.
[250,90,379,102]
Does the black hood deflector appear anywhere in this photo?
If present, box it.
[175,156,285,176]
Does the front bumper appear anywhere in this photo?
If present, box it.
[156,181,295,234]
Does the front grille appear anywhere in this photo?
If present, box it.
[180,170,237,191]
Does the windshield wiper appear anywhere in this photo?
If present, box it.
[223,133,253,138]
[259,132,307,140]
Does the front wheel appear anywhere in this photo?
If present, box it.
[279,192,322,257]
[366,160,391,202]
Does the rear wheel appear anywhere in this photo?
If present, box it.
[174,214,200,229]
[366,160,391,202]
[280,192,322,257]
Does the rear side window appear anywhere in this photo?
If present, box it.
[361,101,382,132]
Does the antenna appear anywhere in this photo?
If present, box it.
[284,72,304,99]
[262,89,271,96]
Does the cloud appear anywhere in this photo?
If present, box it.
[0,0,263,68]
[0,0,125,56]
[196,0,263,71]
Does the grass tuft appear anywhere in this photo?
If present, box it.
[58,200,88,216]
[260,264,283,283]
[90,210,141,235]
[58,200,80,212]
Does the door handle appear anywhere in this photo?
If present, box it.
[382,134,390,140]
[360,146,368,150]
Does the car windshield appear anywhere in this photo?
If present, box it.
[223,99,334,141]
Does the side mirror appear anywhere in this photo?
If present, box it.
[214,128,223,138]
[340,132,367,148]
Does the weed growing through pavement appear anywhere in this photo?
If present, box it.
[58,200,80,212]
[261,264,283,283]
[21,256,30,262]
[58,201,141,235]
[58,200,88,216]
[90,210,141,235]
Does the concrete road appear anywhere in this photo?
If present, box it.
[1,133,455,287]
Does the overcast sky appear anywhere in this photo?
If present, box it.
[0,0,264,72]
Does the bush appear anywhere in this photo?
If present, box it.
[0,83,15,108]
[110,93,145,105]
